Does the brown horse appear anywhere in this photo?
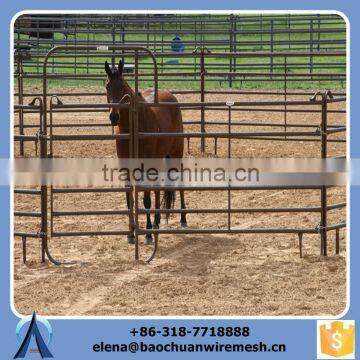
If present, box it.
[105,60,187,244]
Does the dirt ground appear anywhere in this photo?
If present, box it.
[13,85,347,316]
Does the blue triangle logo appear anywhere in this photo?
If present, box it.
[14,312,53,358]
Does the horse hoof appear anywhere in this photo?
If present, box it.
[144,236,153,245]
[127,235,135,245]
[180,222,188,228]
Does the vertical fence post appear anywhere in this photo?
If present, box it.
[298,233,303,258]
[127,93,135,250]
[317,15,321,51]
[42,52,49,264]
[227,185,231,231]
[74,21,77,74]
[161,21,164,69]
[310,19,314,75]
[227,101,233,231]
[146,17,150,49]
[17,55,24,156]
[133,50,140,260]
[229,14,234,88]
[284,56,287,138]
[121,19,125,65]
[39,99,47,263]
[194,21,197,79]
[227,101,234,157]
[270,19,274,74]
[49,100,54,157]
[200,48,206,153]
[36,18,40,73]
[50,185,54,240]
[22,236,27,264]
[287,14,291,50]
[133,50,139,159]
[233,15,237,82]
[86,21,90,74]
[320,92,328,256]
[111,16,116,68]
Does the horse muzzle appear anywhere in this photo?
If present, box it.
[109,112,120,126]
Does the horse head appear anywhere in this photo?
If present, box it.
[105,60,125,126]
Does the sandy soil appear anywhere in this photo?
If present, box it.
[13,86,347,316]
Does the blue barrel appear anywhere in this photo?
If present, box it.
[171,35,185,53]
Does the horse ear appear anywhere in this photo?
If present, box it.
[105,61,112,78]
[118,60,124,74]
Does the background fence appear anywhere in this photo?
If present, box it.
[14,13,346,88]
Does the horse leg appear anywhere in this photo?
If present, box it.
[144,191,153,245]
[180,190,187,227]
[153,190,161,229]
[126,191,135,244]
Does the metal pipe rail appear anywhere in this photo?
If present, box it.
[24,76,344,83]
[26,50,345,58]
[49,134,130,141]
[202,122,344,128]
[48,135,345,144]
[326,223,347,231]
[136,185,324,191]
[52,230,131,237]
[16,37,346,46]
[49,99,345,108]
[52,210,130,216]
[14,90,347,97]
[138,202,346,214]
[14,211,42,217]
[200,108,345,114]
[14,27,346,36]
[139,228,319,235]
[138,98,346,107]
[137,130,322,138]
[14,135,39,141]
[17,65,346,74]
[52,103,131,109]
[14,104,41,110]
[14,232,42,238]
[19,72,347,81]
[14,107,346,115]
[326,126,346,134]
[15,121,345,130]
[47,130,333,141]
[51,187,131,193]
[14,188,42,195]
